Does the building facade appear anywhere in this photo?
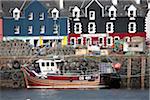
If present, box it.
[3,0,68,47]
[68,0,147,49]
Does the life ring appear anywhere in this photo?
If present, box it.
[12,71,23,81]
[12,60,20,69]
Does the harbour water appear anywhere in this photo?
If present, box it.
[0,89,149,100]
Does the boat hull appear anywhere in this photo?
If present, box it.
[22,68,104,89]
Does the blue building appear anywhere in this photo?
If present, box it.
[3,0,68,47]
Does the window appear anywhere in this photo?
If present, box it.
[89,11,95,20]
[42,62,45,67]
[114,37,120,42]
[106,22,114,33]
[130,11,134,17]
[46,62,49,66]
[14,26,20,34]
[53,24,58,35]
[28,26,32,34]
[28,13,33,20]
[70,38,75,45]
[124,37,130,42]
[88,22,96,33]
[40,25,45,34]
[53,12,57,18]
[108,38,111,44]
[74,12,78,18]
[74,23,82,34]
[51,62,54,67]
[77,38,82,45]
[99,37,103,44]
[107,37,112,45]
[86,38,91,45]
[110,11,114,18]
[128,22,136,33]
[39,13,44,20]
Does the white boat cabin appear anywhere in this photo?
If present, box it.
[35,59,61,75]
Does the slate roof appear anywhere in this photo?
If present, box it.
[0,0,149,17]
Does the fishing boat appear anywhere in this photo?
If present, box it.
[21,57,103,89]
[21,57,121,89]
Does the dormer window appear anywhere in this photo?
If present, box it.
[14,26,20,34]
[28,12,33,20]
[89,11,95,20]
[74,23,82,34]
[28,26,33,34]
[72,6,80,21]
[40,25,45,34]
[88,22,96,34]
[128,22,136,33]
[109,6,117,20]
[39,13,44,20]
[110,11,114,17]
[51,8,59,20]
[128,5,137,20]
[106,22,114,33]
[13,8,20,20]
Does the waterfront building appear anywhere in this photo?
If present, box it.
[3,0,68,47]
[68,0,148,51]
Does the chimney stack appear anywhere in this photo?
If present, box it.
[59,0,64,9]
[112,0,118,5]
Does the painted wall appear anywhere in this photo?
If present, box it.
[3,0,68,37]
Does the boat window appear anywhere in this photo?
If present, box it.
[46,62,49,66]
[51,62,54,67]
[42,62,45,67]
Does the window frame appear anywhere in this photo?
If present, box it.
[40,25,45,34]
[89,11,95,20]
[28,26,33,34]
[39,13,44,20]
[88,22,96,34]
[74,23,82,34]
[28,12,33,20]
[106,22,114,33]
[14,26,20,34]
[128,22,136,33]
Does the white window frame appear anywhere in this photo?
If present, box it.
[114,36,120,42]
[129,10,136,20]
[28,26,33,34]
[89,11,95,20]
[86,37,92,46]
[99,37,104,46]
[77,37,83,45]
[39,13,44,20]
[128,22,136,33]
[28,12,33,20]
[107,37,113,46]
[106,22,114,33]
[14,26,20,34]
[74,23,82,34]
[88,22,96,34]
[40,25,45,34]
[124,37,130,42]
[70,37,76,46]
[53,24,58,34]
